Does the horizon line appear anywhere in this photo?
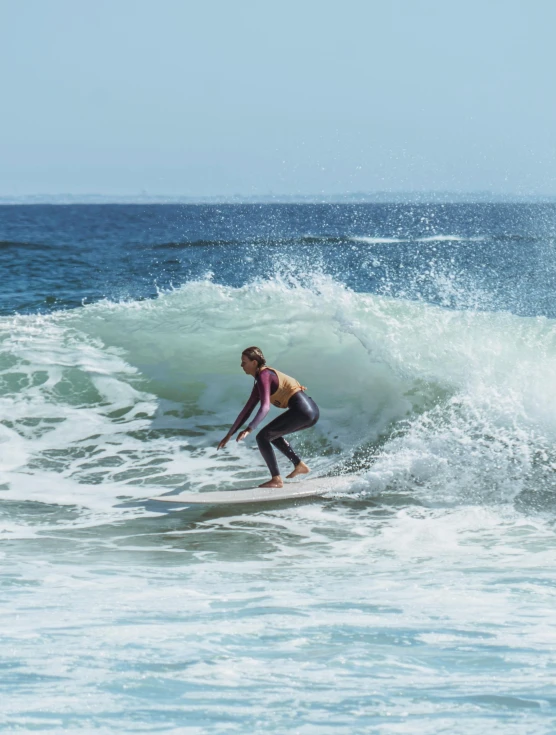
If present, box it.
[2,191,556,205]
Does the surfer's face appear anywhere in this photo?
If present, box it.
[241,354,259,376]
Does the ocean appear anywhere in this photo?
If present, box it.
[1,203,556,733]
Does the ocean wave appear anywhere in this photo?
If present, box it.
[349,237,408,244]
[0,233,541,255]
[415,235,490,243]
[152,236,352,249]
[2,276,556,526]
[149,234,506,250]
[417,235,464,242]
[0,240,50,250]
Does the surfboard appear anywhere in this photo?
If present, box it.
[150,474,358,506]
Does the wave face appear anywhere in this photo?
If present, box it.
[3,276,556,523]
[3,204,556,732]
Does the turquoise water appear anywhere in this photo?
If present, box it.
[2,204,556,732]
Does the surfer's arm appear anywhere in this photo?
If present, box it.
[229,384,260,435]
[246,370,273,432]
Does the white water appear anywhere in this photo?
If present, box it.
[2,278,556,732]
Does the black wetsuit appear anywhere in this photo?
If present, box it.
[255,391,319,476]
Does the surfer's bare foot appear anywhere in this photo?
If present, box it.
[259,476,283,488]
[286,461,310,479]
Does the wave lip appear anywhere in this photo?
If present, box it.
[350,236,407,244]
[417,235,466,242]
[349,235,488,245]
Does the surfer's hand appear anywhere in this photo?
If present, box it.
[217,434,232,450]
[237,429,251,442]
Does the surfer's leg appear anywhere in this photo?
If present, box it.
[256,427,281,478]
[256,394,319,478]
[271,436,301,465]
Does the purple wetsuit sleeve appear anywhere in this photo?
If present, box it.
[247,370,275,431]
[229,383,260,435]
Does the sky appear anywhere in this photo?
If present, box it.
[1,0,556,198]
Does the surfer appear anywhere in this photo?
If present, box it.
[217,347,320,488]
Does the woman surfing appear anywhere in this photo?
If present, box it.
[217,347,320,488]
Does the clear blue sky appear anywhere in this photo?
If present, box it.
[1,0,555,197]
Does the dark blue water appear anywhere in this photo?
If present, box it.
[2,203,556,316]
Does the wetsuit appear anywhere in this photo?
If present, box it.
[230,368,320,477]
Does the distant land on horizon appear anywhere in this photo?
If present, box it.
[2,192,556,205]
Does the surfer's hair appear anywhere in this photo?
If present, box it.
[242,346,266,367]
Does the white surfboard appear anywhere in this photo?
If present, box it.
[150,474,358,506]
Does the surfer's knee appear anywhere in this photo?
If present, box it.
[256,428,270,447]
